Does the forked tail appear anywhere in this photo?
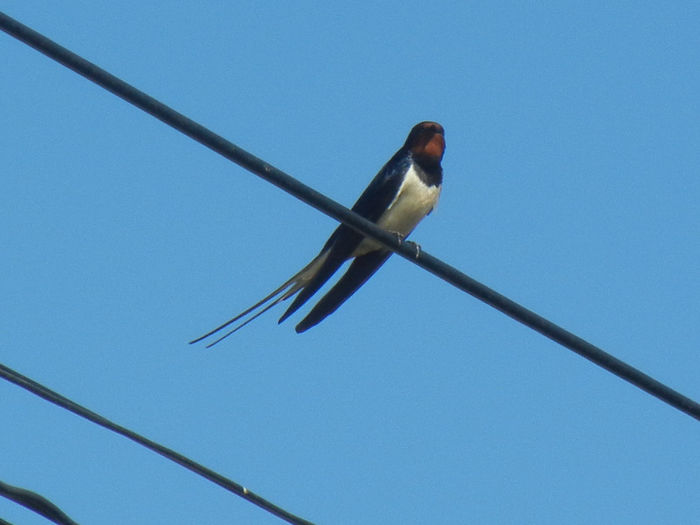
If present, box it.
[189,251,331,347]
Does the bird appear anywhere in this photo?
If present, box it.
[191,121,445,347]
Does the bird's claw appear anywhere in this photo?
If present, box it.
[406,240,421,259]
[391,231,405,244]
[390,231,421,258]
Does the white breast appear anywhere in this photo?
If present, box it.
[354,164,441,256]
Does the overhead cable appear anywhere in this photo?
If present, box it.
[1,12,697,420]
[0,363,313,525]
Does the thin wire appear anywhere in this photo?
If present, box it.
[0,479,78,525]
[1,12,698,421]
[0,363,314,525]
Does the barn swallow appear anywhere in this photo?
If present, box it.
[191,121,445,347]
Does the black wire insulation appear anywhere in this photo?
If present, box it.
[0,363,313,525]
[0,480,78,525]
[1,9,697,427]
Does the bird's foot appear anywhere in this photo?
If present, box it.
[405,240,421,259]
[390,231,421,259]
[391,231,406,245]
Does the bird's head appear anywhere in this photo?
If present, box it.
[405,121,445,168]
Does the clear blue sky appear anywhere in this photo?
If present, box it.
[2,3,699,524]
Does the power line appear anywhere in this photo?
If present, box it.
[0,479,78,525]
[1,13,698,420]
[0,363,313,525]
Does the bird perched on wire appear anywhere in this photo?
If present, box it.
[191,121,445,346]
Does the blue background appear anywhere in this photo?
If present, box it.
[2,3,699,524]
